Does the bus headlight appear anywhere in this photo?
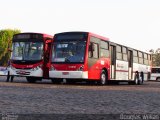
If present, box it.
[77,66,84,71]
[32,66,38,71]
[31,65,42,71]
[50,66,56,71]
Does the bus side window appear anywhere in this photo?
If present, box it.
[89,42,99,58]
[116,45,122,60]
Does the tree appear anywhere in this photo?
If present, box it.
[0,29,21,66]
[149,48,160,66]
[154,48,160,66]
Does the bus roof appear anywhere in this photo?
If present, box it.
[110,41,151,55]
[13,32,53,38]
[54,31,109,41]
[88,32,109,41]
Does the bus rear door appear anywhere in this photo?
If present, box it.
[128,50,133,80]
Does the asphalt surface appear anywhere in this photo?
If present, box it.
[0,76,160,120]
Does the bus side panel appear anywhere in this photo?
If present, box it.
[150,73,160,80]
[88,58,110,80]
[115,60,128,80]
[87,58,100,80]
[150,67,160,81]
[88,69,101,80]
[133,63,148,81]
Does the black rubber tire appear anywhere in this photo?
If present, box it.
[139,72,144,85]
[134,75,139,85]
[98,70,107,85]
[156,77,160,81]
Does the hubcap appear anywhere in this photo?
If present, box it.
[139,77,142,84]
[135,77,138,84]
[101,73,106,85]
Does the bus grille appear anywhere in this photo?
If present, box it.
[16,71,30,75]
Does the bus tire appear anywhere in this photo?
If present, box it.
[134,72,139,85]
[98,70,107,85]
[156,77,160,81]
[139,72,144,85]
[26,77,36,83]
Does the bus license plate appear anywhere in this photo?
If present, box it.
[62,72,69,75]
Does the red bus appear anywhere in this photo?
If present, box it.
[49,32,152,85]
[9,33,53,83]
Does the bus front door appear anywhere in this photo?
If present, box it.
[43,41,51,78]
[110,45,116,79]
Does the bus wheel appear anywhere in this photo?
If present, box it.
[138,75,144,85]
[134,74,139,85]
[156,77,160,81]
[139,72,144,85]
[26,77,36,83]
[98,70,107,85]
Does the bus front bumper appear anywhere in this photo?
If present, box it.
[49,71,88,79]
[9,68,43,77]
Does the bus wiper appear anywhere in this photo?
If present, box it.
[65,57,70,62]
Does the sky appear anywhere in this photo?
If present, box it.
[1,0,160,52]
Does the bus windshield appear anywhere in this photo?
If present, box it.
[52,41,86,63]
[152,68,160,73]
[11,41,43,61]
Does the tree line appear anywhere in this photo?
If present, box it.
[149,49,160,66]
[0,29,20,66]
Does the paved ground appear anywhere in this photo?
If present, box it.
[0,76,160,119]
